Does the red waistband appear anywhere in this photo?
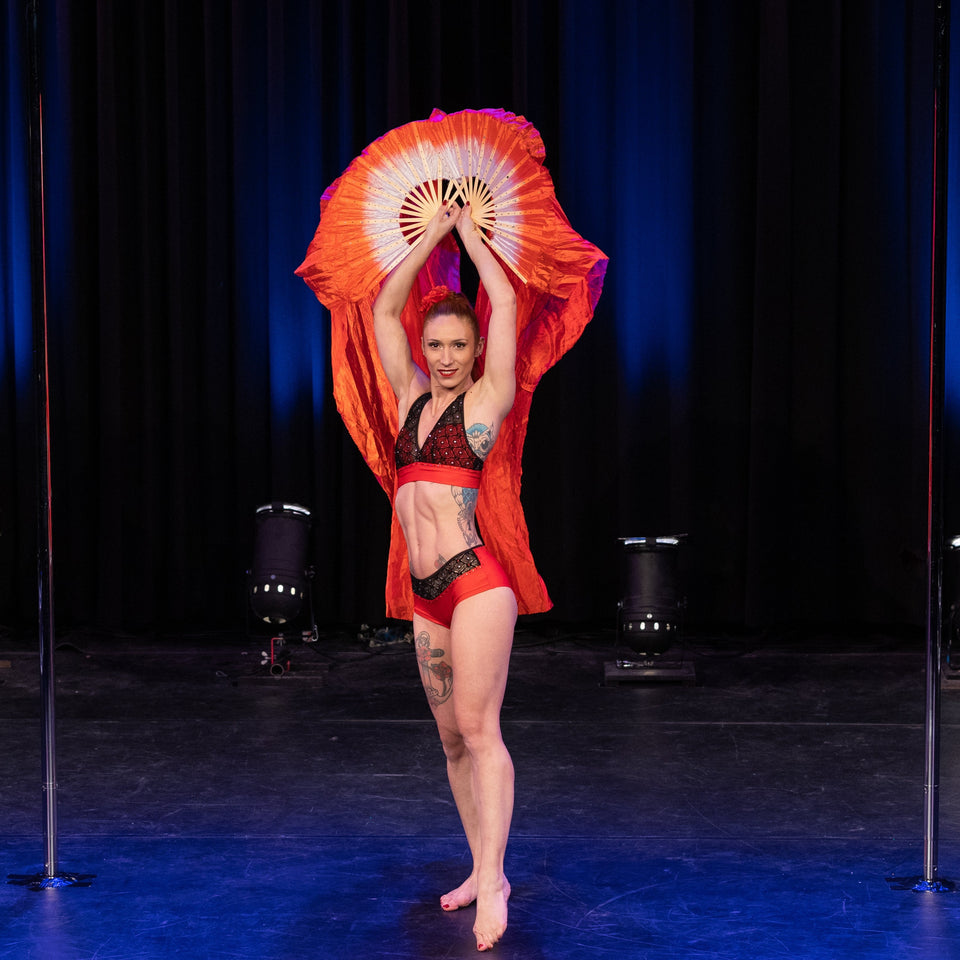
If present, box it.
[397,463,482,489]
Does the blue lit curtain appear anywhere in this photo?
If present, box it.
[0,0,943,631]
[1,0,35,620]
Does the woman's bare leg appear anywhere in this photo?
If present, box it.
[414,616,483,884]
[415,587,517,952]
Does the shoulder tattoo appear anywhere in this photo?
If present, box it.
[466,421,496,459]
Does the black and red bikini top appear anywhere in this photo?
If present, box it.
[395,392,484,489]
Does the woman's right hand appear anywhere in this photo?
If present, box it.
[422,200,461,248]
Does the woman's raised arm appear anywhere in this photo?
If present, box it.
[456,204,517,413]
[372,202,461,398]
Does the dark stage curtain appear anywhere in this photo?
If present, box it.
[0,0,946,633]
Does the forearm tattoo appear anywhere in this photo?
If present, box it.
[416,631,453,706]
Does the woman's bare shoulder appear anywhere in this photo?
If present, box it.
[463,378,513,437]
[398,370,431,422]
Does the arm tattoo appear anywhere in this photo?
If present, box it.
[453,486,480,546]
[416,631,453,706]
[466,421,496,459]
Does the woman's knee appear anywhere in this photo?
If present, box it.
[437,705,498,756]
[436,723,467,761]
[454,709,502,752]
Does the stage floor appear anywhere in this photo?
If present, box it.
[2,621,960,959]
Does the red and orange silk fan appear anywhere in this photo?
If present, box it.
[297,108,607,619]
[299,109,559,302]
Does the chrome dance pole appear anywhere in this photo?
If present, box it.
[919,0,953,891]
[917,0,953,890]
[889,0,956,895]
[7,0,93,892]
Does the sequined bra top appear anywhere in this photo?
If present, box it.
[395,392,484,489]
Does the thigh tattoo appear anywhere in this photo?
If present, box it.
[416,630,453,706]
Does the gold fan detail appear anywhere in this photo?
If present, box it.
[299,109,555,298]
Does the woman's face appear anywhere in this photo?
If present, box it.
[421,312,483,389]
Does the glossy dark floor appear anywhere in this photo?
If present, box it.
[2,621,960,959]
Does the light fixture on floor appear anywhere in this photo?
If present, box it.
[248,502,313,626]
[605,535,693,685]
[943,535,960,678]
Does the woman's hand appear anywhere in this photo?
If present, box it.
[422,200,461,249]
[455,201,479,245]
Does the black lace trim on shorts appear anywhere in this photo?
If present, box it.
[411,548,481,600]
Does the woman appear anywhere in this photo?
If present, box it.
[372,200,517,953]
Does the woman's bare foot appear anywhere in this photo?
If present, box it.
[440,874,511,913]
[440,874,478,912]
[473,877,510,952]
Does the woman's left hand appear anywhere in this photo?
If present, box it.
[455,202,478,243]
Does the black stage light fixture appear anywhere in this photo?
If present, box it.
[248,503,312,625]
[944,536,960,676]
[606,535,693,685]
[618,536,683,656]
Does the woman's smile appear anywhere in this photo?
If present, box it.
[422,312,481,386]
